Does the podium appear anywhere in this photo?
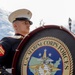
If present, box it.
[12,25,75,75]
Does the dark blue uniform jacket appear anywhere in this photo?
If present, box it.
[0,36,22,68]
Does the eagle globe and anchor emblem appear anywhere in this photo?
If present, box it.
[21,37,73,75]
[29,49,61,75]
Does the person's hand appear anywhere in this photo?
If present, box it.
[0,66,12,75]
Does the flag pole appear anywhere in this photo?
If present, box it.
[68,18,72,31]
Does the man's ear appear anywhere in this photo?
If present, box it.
[13,22,18,30]
[14,24,17,27]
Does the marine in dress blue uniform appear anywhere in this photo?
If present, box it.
[0,9,33,75]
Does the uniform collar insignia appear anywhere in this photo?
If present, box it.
[11,34,24,39]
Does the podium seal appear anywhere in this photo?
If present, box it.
[21,37,73,75]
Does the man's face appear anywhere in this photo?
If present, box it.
[13,20,31,36]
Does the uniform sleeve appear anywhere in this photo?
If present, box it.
[0,37,12,66]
